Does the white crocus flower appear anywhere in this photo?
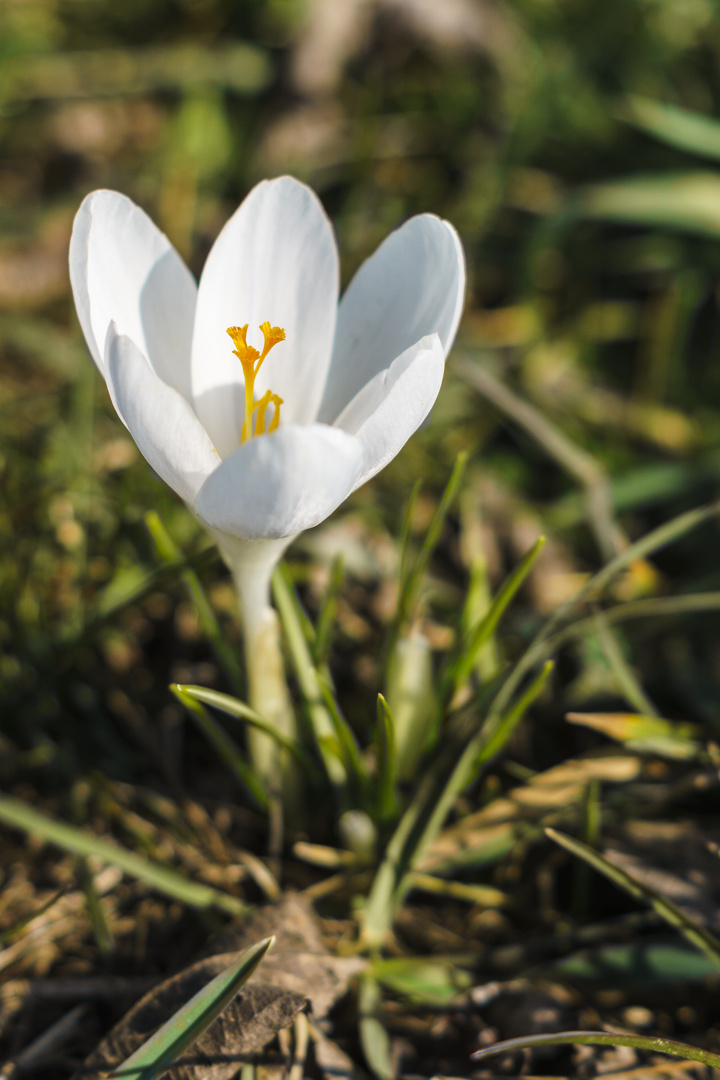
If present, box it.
[70,175,465,793]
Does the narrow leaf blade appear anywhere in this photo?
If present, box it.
[110,937,274,1080]
[472,1030,720,1070]
[358,975,393,1080]
[171,685,267,808]
[0,796,248,916]
[175,684,313,766]
[145,511,244,692]
[451,536,546,694]
[375,694,398,823]
[272,567,350,789]
[622,95,720,162]
[394,452,468,640]
[546,828,720,967]
[363,662,553,947]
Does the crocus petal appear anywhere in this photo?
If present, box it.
[317,214,465,424]
[69,190,197,403]
[191,177,340,459]
[106,326,219,505]
[334,333,445,490]
[194,424,363,541]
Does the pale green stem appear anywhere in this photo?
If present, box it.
[214,532,300,812]
[386,629,437,781]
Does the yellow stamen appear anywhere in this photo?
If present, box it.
[259,321,286,354]
[267,394,283,433]
[254,389,272,436]
[227,322,285,443]
[255,390,283,435]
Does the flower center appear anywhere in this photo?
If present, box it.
[226,322,285,444]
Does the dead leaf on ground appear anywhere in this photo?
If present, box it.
[202,893,366,1021]
[75,894,365,1080]
[74,957,306,1080]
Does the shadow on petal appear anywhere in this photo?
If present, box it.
[139,248,197,405]
[192,380,245,460]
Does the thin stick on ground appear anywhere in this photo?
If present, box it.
[456,355,622,561]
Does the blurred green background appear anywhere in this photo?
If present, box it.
[3,0,720,783]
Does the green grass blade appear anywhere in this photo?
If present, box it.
[551,592,720,652]
[273,567,368,791]
[472,1030,720,1070]
[145,511,244,692]
[546,828,720,967]
[272,567,348,789]
[406,872,506,907]
[77,857,114,953]
[358,975,393,1080]
[375,694,398,824]
[171,685,267,809]
[404,661,554,885]
[393,452,468,641]
[174,684,316,773]
[591,608,658,716]
[371,954,474,1005]
[474,660,555,769]
[397,478,423,607]
[0,887,67,945]
[622,96,720,162]
[386,630,438,780]
[485,496,720,731]
[582,499,720,602]
[110,937,274,1080]
[74,548,215,647]
[314,554,344,665]
[415,451,468,585]
[449,536,546,695]
[363,662,553,947]
[0,795,249,916]
[459,548,501,684]
[317,673,370,790]
[581,171,720,239]
[362,767,437,949]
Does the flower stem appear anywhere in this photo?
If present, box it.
[217,535,302,822]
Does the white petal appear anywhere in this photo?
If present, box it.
[334,333,445,491]
[69,190,197,402]
[107,326,219,505]
[318,214,464,423]
[191,176,340,459]
[194,424,363,541]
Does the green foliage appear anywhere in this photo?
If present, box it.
[446,535,546,698]
[372,955,474,1005]
[5,0,720,1071]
